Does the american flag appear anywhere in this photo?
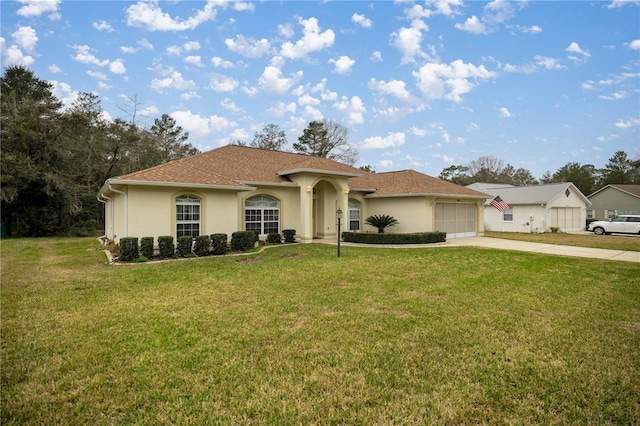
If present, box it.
[490,195,510,212]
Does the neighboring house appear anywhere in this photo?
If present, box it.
[466,182,591,233]
[586,184,640,220]
[98,145,489,242]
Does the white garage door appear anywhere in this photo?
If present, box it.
[550,207,582,232]
[435,203,477,238]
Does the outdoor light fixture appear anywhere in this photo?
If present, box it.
[306,186,312,193]
[336,208,343,257]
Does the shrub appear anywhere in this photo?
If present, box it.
[365,214,399,233]
[549,226,561,233]
[132,256,148,263]
[140,237,154,259]
[158,236,174,259]
[342,231,446,245]
[231,231,257,252]
[177,236,193,257]
[119,237,139,261]
[194,235,211,256]
[283,229,296,243]
[267,233,282,244]
[211,233,228,255]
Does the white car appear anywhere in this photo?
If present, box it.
[588,215,640,235]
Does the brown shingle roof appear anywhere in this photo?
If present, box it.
[111,145,487,198]
[349,169,488,197]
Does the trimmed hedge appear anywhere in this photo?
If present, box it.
[119,237,139,261]
[158,236,174,258]
[211,233,228,255]
[140,237,154,259]
[194,235,211,256]
[342,231,446,245]
[267,233,282,244]
[283,229,296,243]
[177,236,193,257]
[231,231,257,252]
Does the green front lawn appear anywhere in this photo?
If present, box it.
[2,238,639,424]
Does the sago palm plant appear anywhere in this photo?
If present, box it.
[365,214,399,233]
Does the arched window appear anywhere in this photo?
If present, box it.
[176,195,201,238]
[348,198,361,231]
[245,195,280,235]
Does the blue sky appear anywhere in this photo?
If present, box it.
[1,0,639,179]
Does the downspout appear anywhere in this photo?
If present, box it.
[97,192,114,240]
[108,184,128,238]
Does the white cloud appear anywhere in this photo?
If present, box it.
[17,0,60,19]
[427,0,464,17]
[221,98,242,113]
[183,41,201,52]
[12,26,38,52]
[151,71,196,92]
[361,132,405,150]
[352,13,372,28]
[298,93,320,106]
[166,46,182,56]
[600,91,628,100]
[138,105,159,117]
[138,39,154,50]
[608,0,640,8]
[629,39,640,50]
[171,110,235,145]
[184,55,204,67]
[109,59,126,74]
[378,159,393,168]
[413,59,497,102]
[499,107,513,118]
[333,96,366,124]
[614,117,640,129]
[72,45,109,66]
[455,16,487,35]
[87,70,108,80]
[212,57,234,68]
[93,20,114,32]
[368,78,413,102]
[121,46,137,54]
[370,51,383,62]
[278,23,294,39]
[329,55,355,74]
[521,25,542,34]
[258,57,303,94]
[209,74,239,92]
[596,134,619,142]
[50,80,78,109]
[280,17,335,59]
[126,0,220,31]
[534,55,565,70]
[225,35,271,58]
[267,101,296,118]
[1,40,34,66]
[566,42,591,60]
[392,19,429,63]
[180,91,200,101]
[49,64,61,73]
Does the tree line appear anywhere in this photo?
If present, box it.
[438,152,639,196]
[1,66,198,237]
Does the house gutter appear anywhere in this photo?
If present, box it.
[96,192,111,240]
[278,168,362,178]
[105,179,256,192]
[364,192,487,200]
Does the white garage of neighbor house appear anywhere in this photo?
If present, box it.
[467,182,591,233]
[98,145,490,243]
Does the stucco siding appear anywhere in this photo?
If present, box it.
[365,197,429,233]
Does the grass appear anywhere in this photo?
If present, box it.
[2,237,639,424]
[485,230,640,252]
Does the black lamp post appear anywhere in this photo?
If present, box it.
[336,207,342,257]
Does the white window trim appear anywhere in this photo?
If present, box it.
[176,195,201,238]
[245,195,280,235]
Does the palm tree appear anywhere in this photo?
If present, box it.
[365,214,399,233]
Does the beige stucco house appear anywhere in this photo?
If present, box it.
[467,182,591,233]
[98,145,489,242]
